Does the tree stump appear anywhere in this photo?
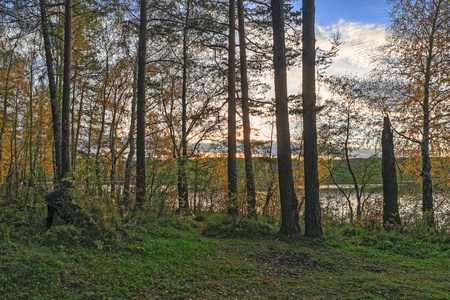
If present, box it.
[46,189,85,229]
[382,116,401,228]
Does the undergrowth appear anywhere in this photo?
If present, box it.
[1,196,449,299]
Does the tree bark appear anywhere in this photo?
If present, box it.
[178,0,191,211]
[122,64,137,209]
[39,0,62,185]
[382,116,401,227]
[421,8,437,229]
[136,0,147,207]
[302,0,322,237]
[237,0,256,218]
[72,86,84,172]
[29,52,35,186]
[227,0,238,215]
[271,0,300,235]
[110,89,118,197]
[0,49,13,182]
[95,51,109,190]
[62,0,72,188]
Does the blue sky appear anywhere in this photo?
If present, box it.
[293,0,389,25]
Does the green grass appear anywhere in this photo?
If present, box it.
[1,208,449,299]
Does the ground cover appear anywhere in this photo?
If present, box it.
[1,208,449,299]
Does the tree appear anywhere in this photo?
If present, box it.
[136,0,147,207]
[39,0,62,185]
[380,0,450,228]
[227,0,238,215]
[271,0,300,235]
[319,75,381,222]
[61,0,72,187]
[302,0,322,237]
[0,40,17,182]
[237,0,256,218]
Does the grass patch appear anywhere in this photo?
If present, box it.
[1,208,449,299]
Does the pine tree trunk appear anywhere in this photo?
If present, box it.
[302,0,322,237]
[227,0,238,215]
[271,0,300,235]
[237,0,256,218]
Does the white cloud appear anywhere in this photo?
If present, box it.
[316,19,387,76]
[252,20,388,143]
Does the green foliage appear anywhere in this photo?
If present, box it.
[324,222,449,259]
[1,206,449,299]
[202,214,276,239]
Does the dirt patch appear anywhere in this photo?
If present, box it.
[363,265,388,273]
[249,248,337,274]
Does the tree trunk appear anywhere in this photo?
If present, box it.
[61,0,72,188]
[123,64,137,209]
[136,0,147,207]
[227,0,238,215]
[302,0,322,237]
[0,50,13,182]
[343,105,361,221]
[271,0,300,235]
[39,0,62,185]
[110,90,118,197]
[96,52,109,190]
[179,0,191,211]
[382,116,401,227]
[421,19,436,229]
[73,86,84,172]
[29,53,35,186]
[237,0,256,218]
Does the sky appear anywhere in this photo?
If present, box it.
[256,1,391,156]
[312,0,389,76]
[292,0,389,25]
[285,0,390,94]
[313,0,388,26]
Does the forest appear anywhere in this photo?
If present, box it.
[0,0,449,298]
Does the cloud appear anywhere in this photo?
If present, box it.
[316,19,387,76]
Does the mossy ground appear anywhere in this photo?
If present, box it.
[1,207,449,299]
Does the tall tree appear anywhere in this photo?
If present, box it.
[320,76,380,223]
[136,0,147,207]
[178,0,191,211]
[271,0,300,235]
[123,63,137,209]
[227,0,238,215]
[39,0,62,184]
[302,0,322,237]
[61,0,72,187]
[381,0,450,228]
[237,0,256,217]
[0,44,15,182]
